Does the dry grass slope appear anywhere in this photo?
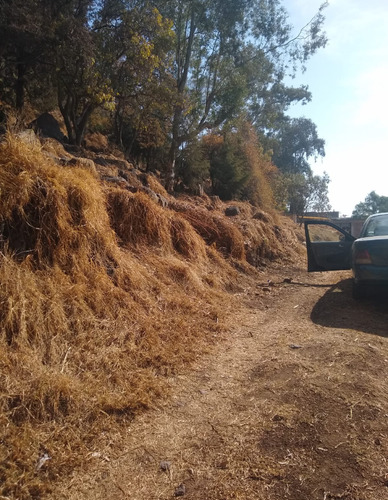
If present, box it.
[0,134,304,499]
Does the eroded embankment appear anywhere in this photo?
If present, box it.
[0,134,304,499]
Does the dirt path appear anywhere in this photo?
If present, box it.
[51,266,388,500]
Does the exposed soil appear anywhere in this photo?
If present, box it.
[48,265,388,500]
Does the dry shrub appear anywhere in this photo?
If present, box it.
[0,134,118,274]
[106,188,172,249]
[145,173,169,198]
[170,216,207,261]
[70,157,98,176]
[185,196,304,267]
[106,187,207,261]
[170,201,246,260]
[83,132,109,152]
[229,206,305,266]
[225,201,255,218]
[40,137,71,159]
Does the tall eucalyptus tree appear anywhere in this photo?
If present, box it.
[154,0,327,190]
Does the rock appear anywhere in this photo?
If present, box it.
[160,460,171,471]
[253,210,270,223]
[158,194,169,208]
[30,113,67,143]
[140,186,159,204]
[68,157,97,175]
[209,195,222,209]
[16,129,41,147]
[174,484,186,497]
[94,156,109,167]
[225,206,240,216]
[102,175,129,187]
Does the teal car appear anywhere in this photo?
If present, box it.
[304,213,388,299]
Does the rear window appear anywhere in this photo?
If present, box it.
[363,215,388,237]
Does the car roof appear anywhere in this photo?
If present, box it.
[365,212,388,220]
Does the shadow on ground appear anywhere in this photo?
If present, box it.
[310,278,388,338]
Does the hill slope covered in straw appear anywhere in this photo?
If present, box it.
[0,134,304,499]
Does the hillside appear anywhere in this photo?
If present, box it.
[0,133,305,499]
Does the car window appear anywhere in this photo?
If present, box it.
[363,215,388,237]
[308,225,345,242]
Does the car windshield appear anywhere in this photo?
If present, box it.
[363,215,388,237]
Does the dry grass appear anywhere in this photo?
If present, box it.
[0,134,304,499]
[0,135,231,499]
[170,200,246,259]
[170,198,304,267]
[83,132,109,152]
[106,188,207,262]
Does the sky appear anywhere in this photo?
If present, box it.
[285,0,388,217]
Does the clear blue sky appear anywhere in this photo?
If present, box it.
[285,0,388,216]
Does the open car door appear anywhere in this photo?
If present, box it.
[304,220,355,272]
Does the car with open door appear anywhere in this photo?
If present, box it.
[304,213,388,299]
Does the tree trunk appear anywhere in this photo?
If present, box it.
[165,6,197,193]
[166,106,182,193]
[15,62,26,110]
[74,104,94,146]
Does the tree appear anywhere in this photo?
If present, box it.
[0,0,109,142]
[0,0,175,146]
[270,117,325,175]
[55,1,176,146]
[154,0,248,189]
[92,1,175,153]
[352,191,388,217]
[275,171,330,215]
[154,0,328,191]
[54,2,111,145]
[203,121,277,208]
[0,0,52,110]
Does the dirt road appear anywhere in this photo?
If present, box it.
[51,266,388,500]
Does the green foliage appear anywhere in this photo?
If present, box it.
[103,3,176,154]
[275,171,331,215]
[203,122,277,208]
[0,0,328,203]
[0,0,175,146]
[270,117,325,175]
[208,131,249,201]
[0,0,53,109]
[154,0,327,189]
[352,191,388,217]
[175,139,210,192]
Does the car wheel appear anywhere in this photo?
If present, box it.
[352,281,367,299]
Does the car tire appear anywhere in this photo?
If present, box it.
[352,281,367,300]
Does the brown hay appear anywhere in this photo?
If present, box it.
[170,216,207,261]
[106,187,207,261]
[0,134,304,499]
[0,134,119,273]
[229,208,305,266]
[170,200,246,260]
[106,188,172,250]
[145,173,169,198]
[40,137,71,159]
[0,134,236,498]
[83,132,108,152]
